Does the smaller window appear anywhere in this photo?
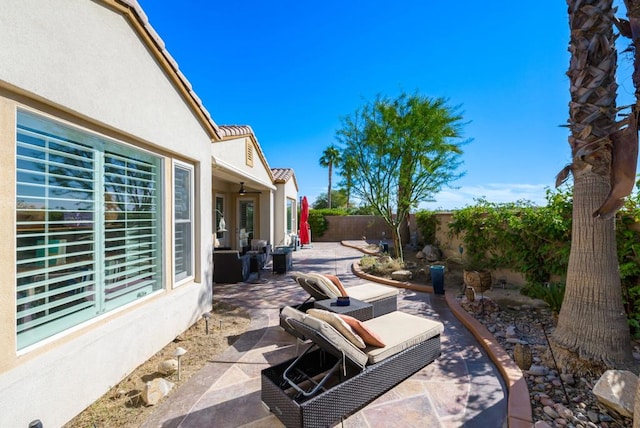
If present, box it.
[174,162,194,283]
[286,198,293,234]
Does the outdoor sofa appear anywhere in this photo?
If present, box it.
[213,250,250,283]
[262,305,444,427]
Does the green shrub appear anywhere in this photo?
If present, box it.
[307,208,347,237]
[359,255,404,276]
[448,184,640,335]
[521,282,565,314]
[415,209,438,245]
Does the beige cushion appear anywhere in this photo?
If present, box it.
[363,311,444,364]
[306,309,366,349]
[347,283,398,303]
[281,305,306,324]
[305,273,341,298]
[302,312,368,367]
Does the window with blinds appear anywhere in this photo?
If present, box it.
[16,110,163,350]
[174,162,193,283]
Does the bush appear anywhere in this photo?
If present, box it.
[521,282,565,315]
[359,255,404,276]
[415,210,438,245]
[448,184,640,336]
[307,208,347,237]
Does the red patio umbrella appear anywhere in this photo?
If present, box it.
[299,196,310,245]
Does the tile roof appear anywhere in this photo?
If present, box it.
[217,125,255,139]
[271,168,294,183]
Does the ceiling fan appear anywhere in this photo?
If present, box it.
[238,182,261,195]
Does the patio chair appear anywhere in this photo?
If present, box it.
[289,271,398,316]
[281,272,399,340]
[262,306,443,428]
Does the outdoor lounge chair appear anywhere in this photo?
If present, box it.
[262,306,444,428]
[289,271,399,316]
[281,272,399,339]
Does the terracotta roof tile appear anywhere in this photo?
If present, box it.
[271,168,294,183]
[217,125,255,138]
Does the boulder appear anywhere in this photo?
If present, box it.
[592,369,637,418]
[391,270,412,281]
[418,245,442,262]
[142,378,175,406]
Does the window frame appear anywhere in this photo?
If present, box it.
[15,109,165,350]
[173,160,195,285]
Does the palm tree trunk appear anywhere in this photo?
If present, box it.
[327,163,333,209]
[552,0,633,372]
[553,173,632,367]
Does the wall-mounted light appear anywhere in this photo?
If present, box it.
[215,209,227,232]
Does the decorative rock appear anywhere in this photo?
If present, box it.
[560,373,575,385]
[419,245,441,262]
[391,270,412,281]
[554,403,573,419]
[543,405,559,419]
[540,397,555,407]
[534,421,553,428]
[142,378,174,406]
[592,369,637,418]
[528,365,549,376]
[505,325,518,338]
[158,359,178,375]
[587,410,599,423]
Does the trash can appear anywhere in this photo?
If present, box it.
[430,265,445,295]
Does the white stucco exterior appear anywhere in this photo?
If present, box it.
[0,1,214,426]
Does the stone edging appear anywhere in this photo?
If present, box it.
[342,241,533,427]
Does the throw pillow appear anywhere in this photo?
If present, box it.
[322,274,349,297]
[338,314,386,347]
[306,309,366,349]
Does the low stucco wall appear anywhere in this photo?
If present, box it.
[312,215,408,243]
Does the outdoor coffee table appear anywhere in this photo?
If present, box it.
[313,297,374,321]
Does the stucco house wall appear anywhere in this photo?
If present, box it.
[0,1,215,426]
[272,169,299,247]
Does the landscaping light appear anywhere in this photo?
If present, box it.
[174,347,187,380]
[203,312,211,334]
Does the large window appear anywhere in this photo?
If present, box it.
[16,110,163,350]
[174,162,193,283]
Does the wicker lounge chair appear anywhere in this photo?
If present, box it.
[263,306,443,428]
[280,272,399,340]
[289,271,398,316]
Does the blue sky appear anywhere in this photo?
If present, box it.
[137,1,634,210]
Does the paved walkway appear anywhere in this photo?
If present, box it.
[141,242,507,428]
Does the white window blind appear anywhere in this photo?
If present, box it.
[16,110,163,350]
[173,162,193,282]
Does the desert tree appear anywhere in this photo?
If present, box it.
[336,92,466,260]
